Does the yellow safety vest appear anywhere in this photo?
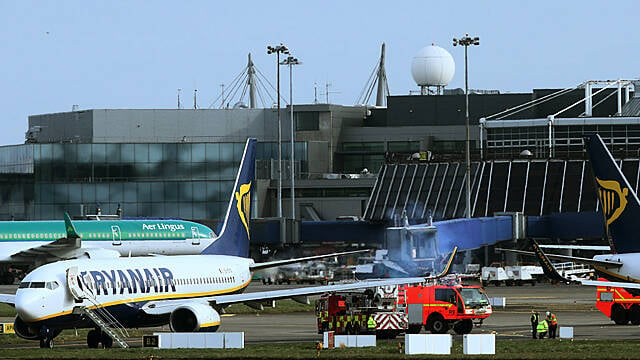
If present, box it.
[536,320,548,333]
[367,317,377,329]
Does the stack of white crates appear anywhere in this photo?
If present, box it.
[463,334,495,355]
[153,332,244,349]
[404,334,452,355]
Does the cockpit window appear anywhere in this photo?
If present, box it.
[29,282,45,288]
[46,281,59,290]
[18,282,30,289]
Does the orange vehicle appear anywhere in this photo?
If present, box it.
[400,283,493,334]
[595,278,640,325]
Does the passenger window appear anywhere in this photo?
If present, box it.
[599,292,614,302]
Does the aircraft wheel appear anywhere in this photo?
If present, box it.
[612,304,629,325]
[87,329,100,348]
[453,319,473,334]
[101,333,113,348]
[630,305,640,325]
[39,338,53,349]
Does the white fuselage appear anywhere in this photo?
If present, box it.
[15,255,253,326]
[593,253,640,281]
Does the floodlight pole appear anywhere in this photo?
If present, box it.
[267,44,290,218]
[453,34,479,219]
[281,56,301,219]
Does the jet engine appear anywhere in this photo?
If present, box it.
[169,303,220,332]
[13,316,40,340]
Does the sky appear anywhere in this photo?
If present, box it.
[0,1,638,146]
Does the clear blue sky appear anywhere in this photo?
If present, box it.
[1,1,637,145]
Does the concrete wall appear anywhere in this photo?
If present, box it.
[91,109,279,143]
[28,111,93,143]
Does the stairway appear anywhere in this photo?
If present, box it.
[79,306,129,348]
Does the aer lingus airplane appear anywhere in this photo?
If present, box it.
[499,134,640,290]
[0,152,269,284]
[0,138,456,349]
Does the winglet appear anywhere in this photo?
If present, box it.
[64,212,80,239]
[531,239,570,283]
[428,246,458,279]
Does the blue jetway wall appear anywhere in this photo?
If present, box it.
[527,211,604,239]
[433,216,513,254]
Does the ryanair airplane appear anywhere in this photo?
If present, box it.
[0,138,441,349]
[501,134,640,290]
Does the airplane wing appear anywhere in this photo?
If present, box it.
[10,212,82,261]
[141,277,428,315]
[250,249,370,271]
[0,294,15,305]
[580,279,640,290]
[495,247,621,268]
[537,245,610,251]
[142,246,458,315]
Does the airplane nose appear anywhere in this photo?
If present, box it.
[15,292,47,322]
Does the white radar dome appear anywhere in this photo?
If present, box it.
[411,45,455,86]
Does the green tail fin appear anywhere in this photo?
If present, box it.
[64,212,80,239]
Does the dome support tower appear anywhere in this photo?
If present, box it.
[247,53,257,109]
[375,43,389,106]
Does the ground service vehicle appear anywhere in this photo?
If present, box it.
[595,278,640,325]
[315,286,407,338]
[401,283,492,334]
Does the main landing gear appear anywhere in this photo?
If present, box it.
[87,329,113,348]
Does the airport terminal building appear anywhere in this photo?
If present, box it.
[1,82,639,235]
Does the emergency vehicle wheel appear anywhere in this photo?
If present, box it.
[407,324,421,334]
[87,329,100,348]
[453,319,473,334]
[629,305,640,325]
[612,304,629,325]
[427,314,448,334]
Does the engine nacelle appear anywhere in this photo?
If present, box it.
[169,303,220,332]
[13,316,39,340]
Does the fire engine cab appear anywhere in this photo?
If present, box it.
[401,283,492,334]
[595,278,640,325]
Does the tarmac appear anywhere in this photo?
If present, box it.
[1,281,639,348]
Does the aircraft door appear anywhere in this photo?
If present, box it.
[111,225,122,246]
[66,266,87,300]
[191,227,200,245]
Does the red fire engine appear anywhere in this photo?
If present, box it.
[315,286,407,338]
[595,278,640,325]
[400,283,492,334]
[315,280,492,337]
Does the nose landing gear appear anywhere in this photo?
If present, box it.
[38,326,55,349]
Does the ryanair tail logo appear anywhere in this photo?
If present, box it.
[235,182,251,238]
[596,177,629,226]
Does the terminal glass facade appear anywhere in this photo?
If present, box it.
[0,142,307,220]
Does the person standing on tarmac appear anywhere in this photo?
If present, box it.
[536,318,548,339]
[367,315,377,335]
[546,311,558,339]
[530,309,539,339]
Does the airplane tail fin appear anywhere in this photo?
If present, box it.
[201,138,256,257]
[585,134,640,254]
[531,239,570,283]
